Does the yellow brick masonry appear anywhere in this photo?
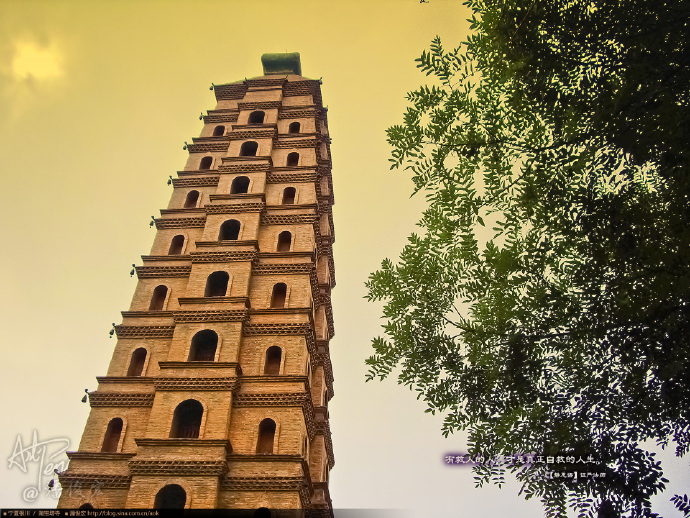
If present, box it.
[58,65,335,513]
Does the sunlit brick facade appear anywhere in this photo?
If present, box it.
[58,53,336,515]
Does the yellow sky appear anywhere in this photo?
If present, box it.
[11,41,63,80]
[0,0,684,515]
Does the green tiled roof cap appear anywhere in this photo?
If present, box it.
[261,53,302,75]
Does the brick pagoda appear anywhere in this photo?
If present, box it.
[58,53,336,514]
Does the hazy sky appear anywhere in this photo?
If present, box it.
[0,1,685,516]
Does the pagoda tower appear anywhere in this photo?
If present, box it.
[58,53,336,514]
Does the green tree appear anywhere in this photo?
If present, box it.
[366,1,690,516]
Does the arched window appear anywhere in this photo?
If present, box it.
[199,156,213,170]
[212,125,225,136]
[288,122,300,134]
[169,235,185,255]
[188,330,218,361]
[219,219,240,240]
[240,141,258,157]
[256,418,276,454]
[149,285,168,311]
[184,190,199,208]
[282,187,296,205]
[230,176,250,194]
[205,271,229,297]
[248,111,265,124]
[79,504,94,510]
[286,152,299,167]
[101,418,123,453]
[264,346,282,375]
[127,348,147,376]
[154,484,186,509]
[277,231,292,252]
[270,283,287,308]
[169,400,203,438]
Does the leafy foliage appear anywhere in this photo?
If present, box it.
[366,1,690,516]
[671,495,690,518]
[670,494,690,518]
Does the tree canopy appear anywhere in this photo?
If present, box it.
[366,1,690,516]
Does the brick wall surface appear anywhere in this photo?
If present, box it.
[257,224,314,253]
[59,489,129,509]
[149,229,202,255]
[127,476,220,508]
[265,183,317,205]
[106,337,170,377]
[281,95,313,107]
[239,336,307,376]
[272,148,317,168]
[217,172,267,196]
[202,213,261,243]
[217,490,302,510]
